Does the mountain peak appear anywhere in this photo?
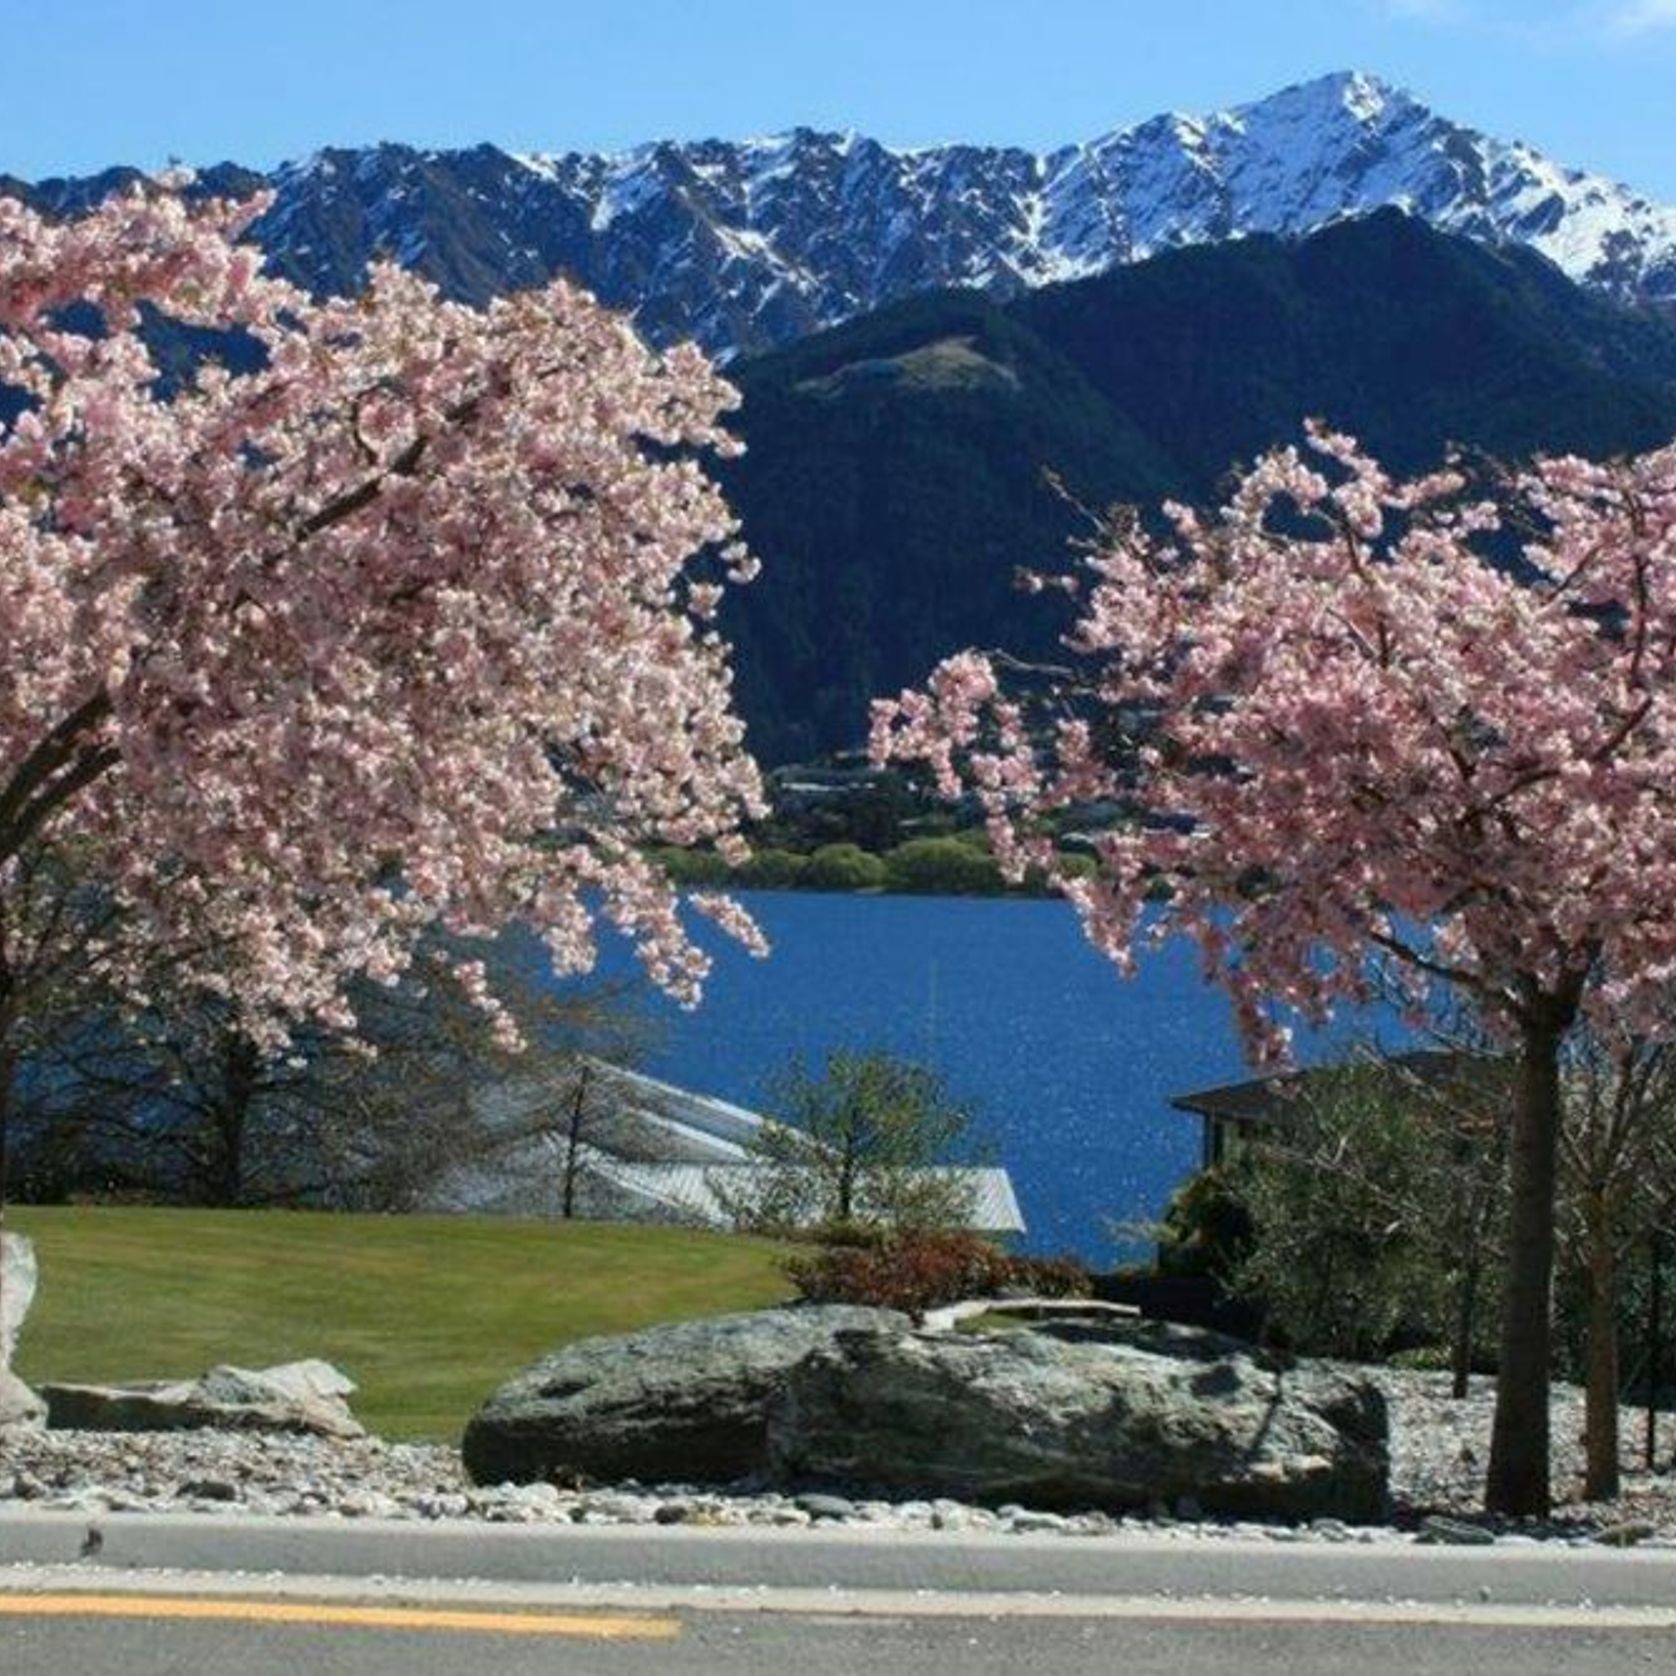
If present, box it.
[1279,68,1402,119]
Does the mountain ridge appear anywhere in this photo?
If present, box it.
[10,71,1676,358]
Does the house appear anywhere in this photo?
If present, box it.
[418,1058,1026,1236]
[1170,1049,1506,1169]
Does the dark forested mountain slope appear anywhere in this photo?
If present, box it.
[721,212,1676,762]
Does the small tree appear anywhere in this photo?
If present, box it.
[1229,1055,1511,1376]
[1556,1033,1676,1500]
[875,425,1676,1515]
[22,936,650,1210]
[718,1050,980,1233]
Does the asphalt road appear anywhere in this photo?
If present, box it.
[2,1512,1675,1674]
[4,1602,1675,1676]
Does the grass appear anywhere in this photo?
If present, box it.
[6,1206,794,1443]
[953,1311,1027,1333]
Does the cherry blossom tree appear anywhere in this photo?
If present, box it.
[874,423,1676,1517]
[0,185,766,1299]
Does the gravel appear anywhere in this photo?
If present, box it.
[3,1367,1674,1546]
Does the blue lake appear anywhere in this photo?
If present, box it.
[581,891,1393,1261]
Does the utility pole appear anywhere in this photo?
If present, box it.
[561,1062,592,1220]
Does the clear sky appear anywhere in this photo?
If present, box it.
[6,0,1676,201]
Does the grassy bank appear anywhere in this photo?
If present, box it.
[7,1207,793,1443]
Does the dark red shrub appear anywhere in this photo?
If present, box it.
[785,1230,1015,1317]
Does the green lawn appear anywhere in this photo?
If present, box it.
[7,1207,794,1443]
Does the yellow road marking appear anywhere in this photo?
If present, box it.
[0,1593,679,1640]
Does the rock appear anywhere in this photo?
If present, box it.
[1009,1509,1069,1533]
[41,1362,363,1439]
[461,1307,907,1488]
[0,1232,38,1370]
[0,1231,41,1430]
[179,1477,239,1502]
[1026,1315,1281,1364]
[194,1362,362,1434]
[1417,1514,1497,1545]
[794,1492,856,1521]
[212,1360,357,1405]
[769,1324,1390,1523]
[0,1366,46,1432]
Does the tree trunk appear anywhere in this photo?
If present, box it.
[1648,1228,1664,1471]
[0,980,15,1368]
[1485,1014,1566,1517]
[1583,1203,1621,1501]
[1452,1255,1481,1401]
[212,1032,261,1207]
[0,1046,11,1365]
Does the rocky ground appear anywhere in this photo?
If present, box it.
[1364,1367,1676,1542]
[2,1367,1673,1547]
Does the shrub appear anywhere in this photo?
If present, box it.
[734,848,810,888]
[785,1230,1016,1318]
[1386,1344,1455,1373]
[648,846,732,886]
[1155,1166,1256,1282]
[788,1218,893,1250]
[784,1232,1091,1316]
[801,843,888,892]
[882,836,1005,895]
[1006,1252,1092,1298]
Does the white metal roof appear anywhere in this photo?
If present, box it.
[437,1061,1026,1235]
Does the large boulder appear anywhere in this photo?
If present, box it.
[769,1322,1390,1522]
[41,1360,364,1439]
[462,1306,907,1487]
[0,1366,45,1431]
[0,1232,43,1433]
[0,1231,37,1371]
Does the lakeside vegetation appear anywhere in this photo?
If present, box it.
[9,1207,794,1441]
[646,814,1106,898]
[651,832,1097,897]
[642,758,1112,898]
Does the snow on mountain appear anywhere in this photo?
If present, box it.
[21,71,1676,358]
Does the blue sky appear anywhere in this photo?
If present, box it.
[6,0,1676,200]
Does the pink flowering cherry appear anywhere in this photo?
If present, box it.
[875,422,1676,1517]
[0,184,766,1046]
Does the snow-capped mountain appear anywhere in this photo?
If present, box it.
[18,71,1676,358]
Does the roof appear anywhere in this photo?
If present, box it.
[580,1059,766,1154]
[473,1059,767,1164]
[590,1160,1027,1235]
[436,1060,1028,1234]
[1170,1049,1505,1129]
